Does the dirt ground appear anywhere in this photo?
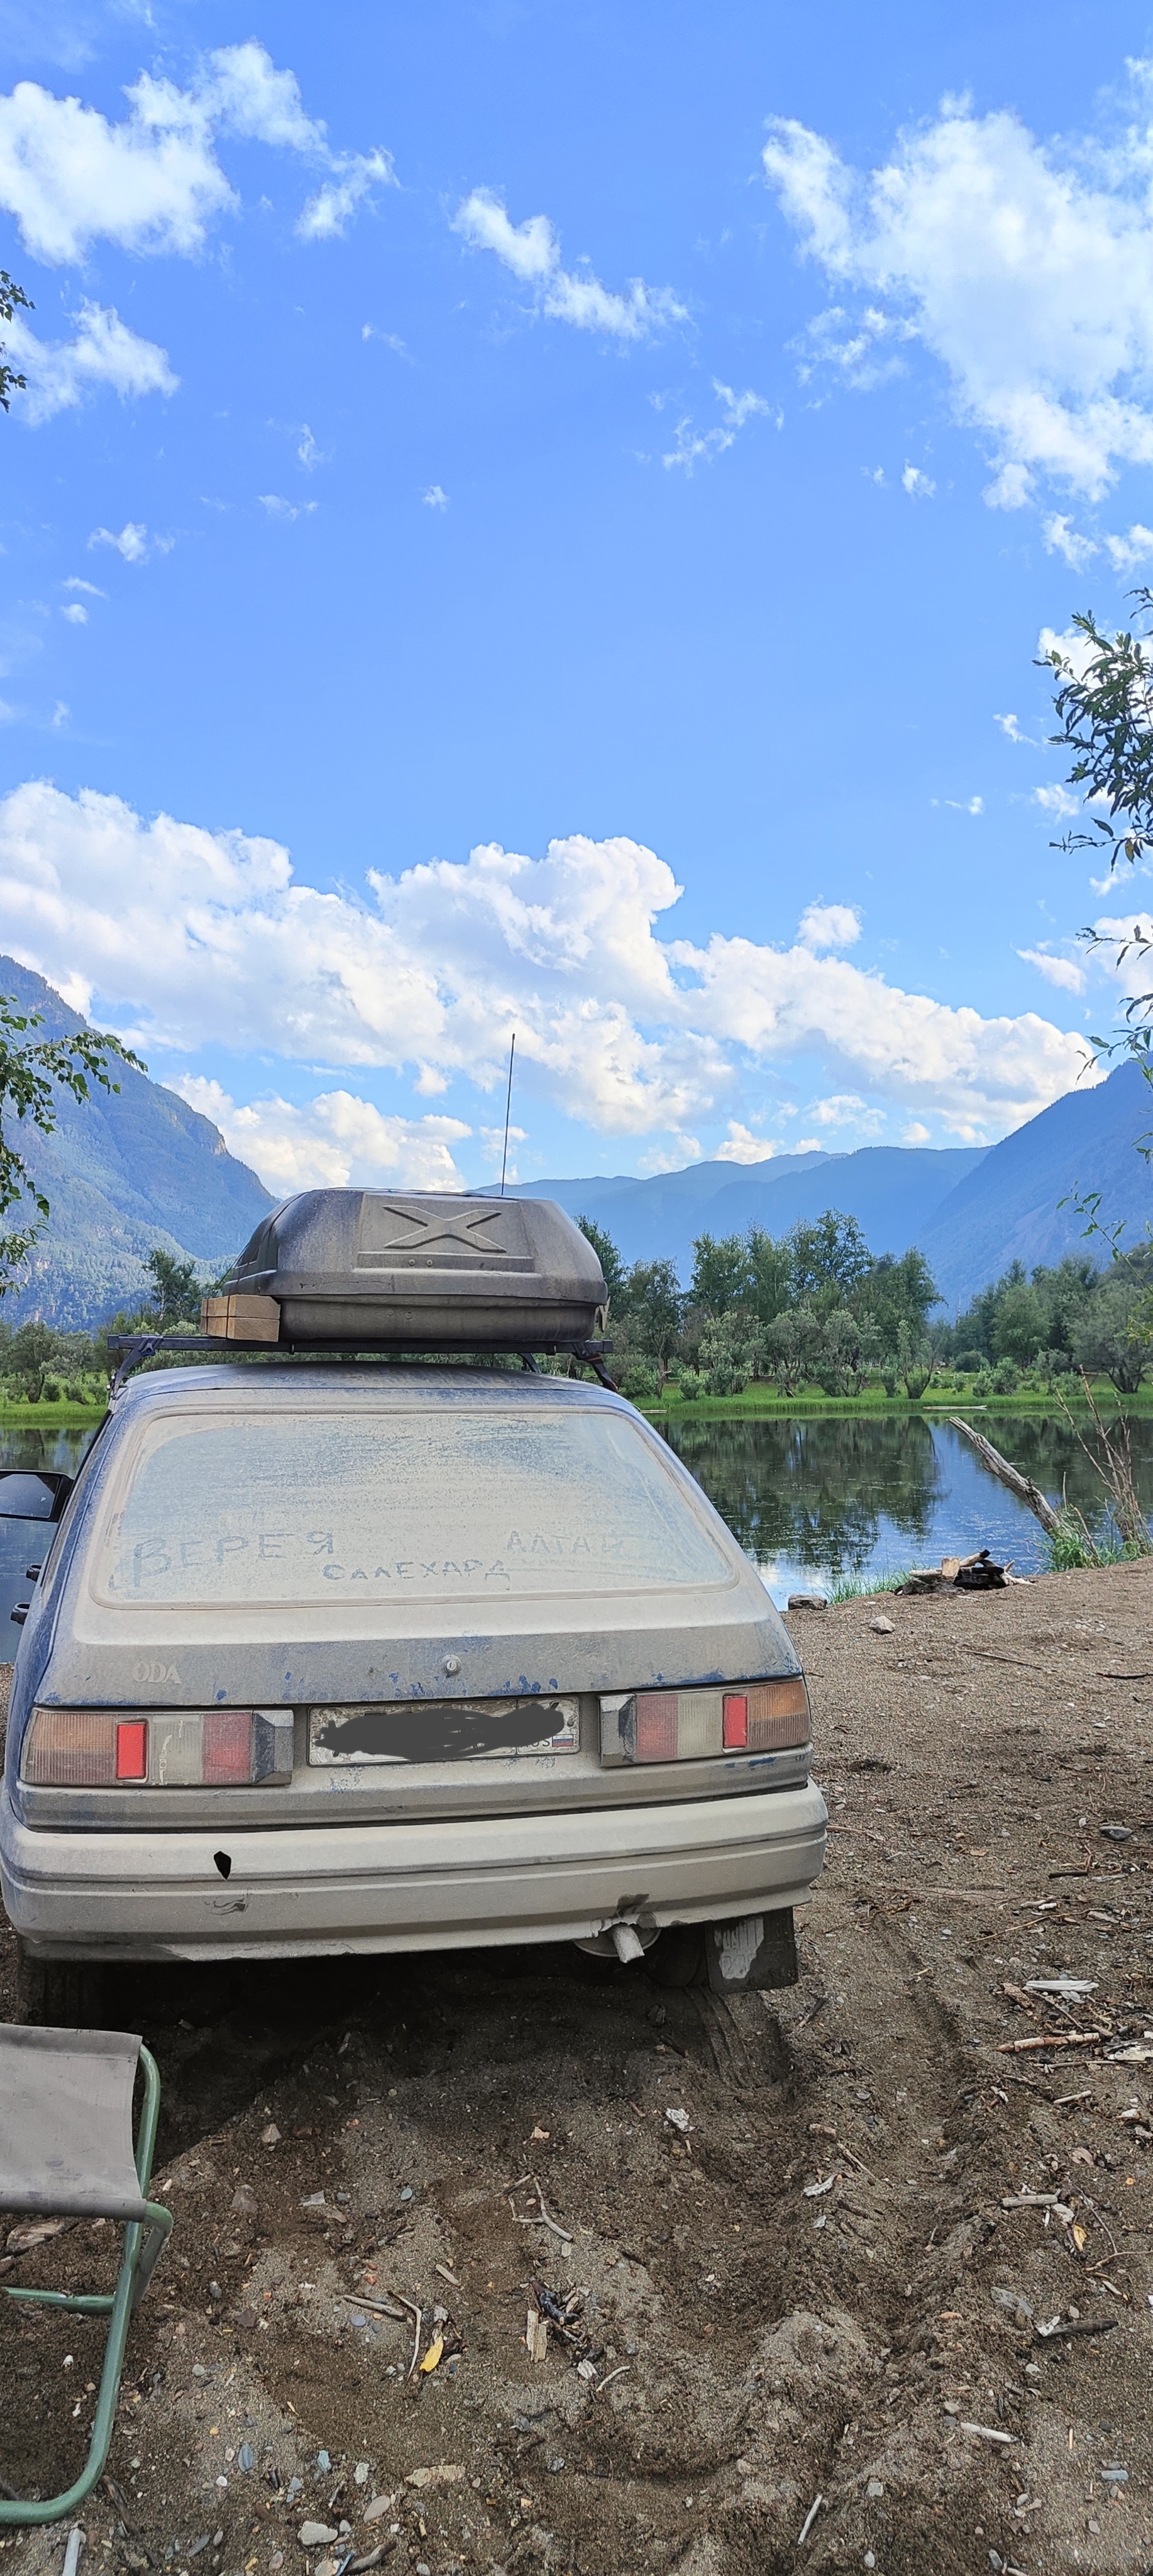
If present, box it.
[2,1560,1153,2576]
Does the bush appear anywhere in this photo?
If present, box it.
[40,1377,61,1403]
[677,1369,703,1401]
[619,1360,659,1402]
[991,1357,1020,1394]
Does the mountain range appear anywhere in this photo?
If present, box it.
[1,950,1149,1327]
[0,956,273,1330]
[499,1059,1152,1314]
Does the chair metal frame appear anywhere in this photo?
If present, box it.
[0,2043,172,2526]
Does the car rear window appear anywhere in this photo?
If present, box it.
[92,1405,734,1606]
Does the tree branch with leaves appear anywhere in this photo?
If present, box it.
[1043,592,1153,1059]
[0,269,33,414]
[0,996,145,1289]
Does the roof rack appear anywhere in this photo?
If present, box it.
[104,1333,618,1399]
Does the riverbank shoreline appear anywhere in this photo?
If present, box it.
[641,1380,1153,1421]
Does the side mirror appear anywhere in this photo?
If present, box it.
[0,1470,73,1522]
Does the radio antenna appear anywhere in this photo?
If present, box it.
[499,1030,516,1197]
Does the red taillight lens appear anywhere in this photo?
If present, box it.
[723,1694,748,1748]
[203,1709,252,1783]
[602,1677,809,1765]
[115,1719,148,1780]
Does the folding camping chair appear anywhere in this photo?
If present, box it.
[0,2024,173,2525]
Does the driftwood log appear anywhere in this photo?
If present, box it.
[949,1418,1062,1535]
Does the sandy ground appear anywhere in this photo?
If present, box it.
[1,1561,1153,2575]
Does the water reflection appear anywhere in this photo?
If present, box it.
[662,1409,1153,1604]
[0,1423,102,1639]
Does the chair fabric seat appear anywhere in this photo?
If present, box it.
[0,2026,151,2221]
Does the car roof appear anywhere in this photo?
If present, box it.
[111,1362,630,1415]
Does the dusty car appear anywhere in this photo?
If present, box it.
[0,1191,825,2018]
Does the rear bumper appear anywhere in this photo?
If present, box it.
[1,1778,827,1962]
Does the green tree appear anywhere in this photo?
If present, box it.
[617,1258,685,1388]
[0,995,144,1291]
[1071,1269,1150,1394]
[746,1224,795,1328]
[143,1248,202,1328]
[787,1209,873,1309]
[0,270,32,413]
[855,1247,939,1356]
[690,1231,754,1316]
[764,1303,824,1396]
[576,1215,625,1301]
[698,1311,764,1396]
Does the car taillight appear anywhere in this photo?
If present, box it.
[600,1677,809,1767]
[23,1707,294,1787]
[115,1719,147,1780]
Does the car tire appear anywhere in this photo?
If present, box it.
[646,1924,708,1988]
[16,1944,106,2029]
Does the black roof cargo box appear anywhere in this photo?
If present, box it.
[207,1189,609,1350]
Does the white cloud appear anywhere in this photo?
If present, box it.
[295,425,326,470]
[0,41,390,266]
[1031,782,1078,816]
[943,794,983,816]
[902,462,935,498]
[808,1091,884,1131]
[451,187,685,340]
[362,324,409,357]
[0,785,1102,1148]
[89,519,148,562]
[715,1122,783,1163]
[797,901,862,951]
[903,1119,932,1145]
[763,76,1153,504]
[8,302,175,423]
[63,575,104,597]
[172,1075,470,1194]
[60,601,86,624]
[1043,513,1098,567]
[258,494,317,522]
[1104,520,1153,570]
[297,150,395,242]
[422,484,448,511]
[1091,912,1153,1002]
[994,711,1032,744]
[1017,944,1086,993]
[663,380,777,471]
[1037,621,1102,682]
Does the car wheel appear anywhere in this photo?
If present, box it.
[16,1944,106,2028]
[646,1924,708,1988]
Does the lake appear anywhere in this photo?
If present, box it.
[660,1407,1153,1604]
[0,1407,1150,1639]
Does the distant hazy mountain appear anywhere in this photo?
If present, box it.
[0,956,274,1329]
[918,1059,1150,1313]
[499,1063,1150,1309]
[495,1143,986,1272]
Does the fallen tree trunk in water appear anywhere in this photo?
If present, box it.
[949,1418,1062,1535]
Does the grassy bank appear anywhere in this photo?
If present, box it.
[639,1377,1153,1421]
[0,1399,106,1424]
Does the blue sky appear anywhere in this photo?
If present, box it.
[1,0,1152,1197]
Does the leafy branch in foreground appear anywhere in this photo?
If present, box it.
[0,269,33,413]
[0,997,145,1287]
[1043,594,1153,1061]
